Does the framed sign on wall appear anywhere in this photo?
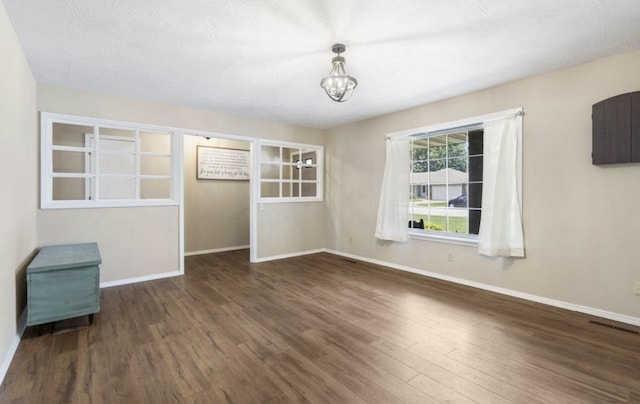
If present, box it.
[197,146,250,180]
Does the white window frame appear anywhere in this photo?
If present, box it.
[257,139,323,203]
[41,112,180,209]
[409,127,483,246]
[393,108,523,247]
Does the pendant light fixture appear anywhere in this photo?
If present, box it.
[320,43,358,102]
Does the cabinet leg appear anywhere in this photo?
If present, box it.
[89,313,94,325]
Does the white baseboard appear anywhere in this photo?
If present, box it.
[0,334,20,387]
[100,270,182,288]
[0,308,27,387]
[185,245,249,257]
[252,248,326,263]
[326,249,640,327]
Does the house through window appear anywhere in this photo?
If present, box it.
[376,107,522,252]
[409,127,483,236]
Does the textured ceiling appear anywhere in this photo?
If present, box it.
[4,0,640,129]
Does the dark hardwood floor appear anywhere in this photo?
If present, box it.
[1,250,639,403]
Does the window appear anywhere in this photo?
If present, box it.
[409,127,483,239]
[258,140,323,202]
[376,108,523,251]
[41,112,179,208]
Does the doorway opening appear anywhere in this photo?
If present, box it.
[181,131,256,267]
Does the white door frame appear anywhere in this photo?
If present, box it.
[178,129,258,270]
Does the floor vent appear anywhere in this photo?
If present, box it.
[589,320,639,335]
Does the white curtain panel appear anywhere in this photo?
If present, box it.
[478,115,525,257]
[375,135,410,242]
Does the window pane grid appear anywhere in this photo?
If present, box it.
[259,142,322,201]
[409,129,482,236]
[43,113,177,207]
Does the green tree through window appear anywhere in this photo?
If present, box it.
[409,129,483,235]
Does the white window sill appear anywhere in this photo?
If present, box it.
[258,197,323,204]
[41,199,179,209]
[409,231,478,247]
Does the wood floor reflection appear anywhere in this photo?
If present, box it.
[1,249,639,403]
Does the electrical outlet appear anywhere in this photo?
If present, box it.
[447,253,454,262]
[634,281,640,296]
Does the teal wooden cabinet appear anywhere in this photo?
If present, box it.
[26,242,101,327]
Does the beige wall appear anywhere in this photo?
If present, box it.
[326,49,640,320]
[0,1,37,376]
[37,84,326,274]
[257,202,326,257]
[184,135,250,253]
[37,207,178,282]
